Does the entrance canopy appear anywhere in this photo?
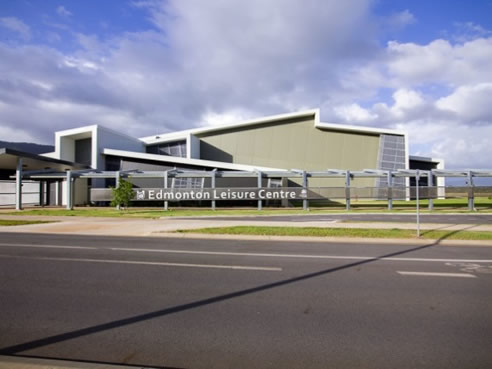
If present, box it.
[1,147,89,210]
[0,148,88,175]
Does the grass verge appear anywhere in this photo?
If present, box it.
[0,208,316,218]
[178,226,492,241]
[0,219,55,226]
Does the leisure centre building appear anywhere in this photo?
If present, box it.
[0,108,445,207]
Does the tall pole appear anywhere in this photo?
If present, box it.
[467,171,474,211]
[416,170,420,238]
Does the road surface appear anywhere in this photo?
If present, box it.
[0,233,491,369]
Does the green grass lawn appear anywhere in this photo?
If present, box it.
[179,226,492,241]
[0,208,316,218]
[0,197,490,218]
[0,219,55,226]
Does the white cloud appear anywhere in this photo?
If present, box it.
[334,103,377,123]
[56,6,72,17]
[453,22,492,42]
[201,109,254,127]
[386,9,416,30]
[404,121,492,169]
[392,89,424,109]
[0,1,491,170]
[335,88,427,124]
[436,83,492,123]
[0,17,31,40]
[384,37,492,86]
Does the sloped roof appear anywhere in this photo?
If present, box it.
[139,109,406,145]
[103,148,286,172]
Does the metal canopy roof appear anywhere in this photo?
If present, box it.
[433,170,492,177]
[0,148,89,173]
[15,168,492,180]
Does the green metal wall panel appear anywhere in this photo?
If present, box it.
[198,117,382,186]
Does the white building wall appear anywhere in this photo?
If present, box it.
[51,125,145,205]
[188,134,201,159]
[62,180,67,206]
[0,181,39,206]
[95,126,145,170]
[74,178,89,205]
[60,136,76,162]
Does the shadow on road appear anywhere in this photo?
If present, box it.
[0,233,457,362]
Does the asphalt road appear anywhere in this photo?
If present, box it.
[190,213,492,224]
[0,233,491,369]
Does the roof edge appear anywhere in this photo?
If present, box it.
[410,155,445,164]
[103,148,287,172]
[0,147,90,168]
[316,122,406,136]
[140,109,320,144]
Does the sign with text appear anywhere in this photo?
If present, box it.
[137,187,310,201]
[91,187,322,202]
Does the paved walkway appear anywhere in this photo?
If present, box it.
[1,214,491,246]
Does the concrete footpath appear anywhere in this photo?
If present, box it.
[0,213,492,246]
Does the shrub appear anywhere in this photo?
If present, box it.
[110,179,135,209]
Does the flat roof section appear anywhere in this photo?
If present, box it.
[0,147,89,172]
[103,148,286,172]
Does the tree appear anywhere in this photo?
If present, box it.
[111,179,135,209]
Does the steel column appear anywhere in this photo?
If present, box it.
[387,171,393,210]
[46,181,51,206]
[345,171,351,211]
[302,171,309,211]
[15,158,22,210]
[39,181,44,207]
[257,172,262,211]
[211,171,216,211]
[115,171,121,210]
[66,170,73,210]
[56,181,62,206]
[427,172,434,211]
[164,171,169,211]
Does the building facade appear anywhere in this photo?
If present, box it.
[1,109,445,206]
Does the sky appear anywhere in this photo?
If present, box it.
[0,0,491,170]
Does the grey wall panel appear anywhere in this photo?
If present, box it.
[75,138,92,165]
[146,140,187,157]
[376,134,407,189]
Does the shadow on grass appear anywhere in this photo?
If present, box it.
[420,224,478,238]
